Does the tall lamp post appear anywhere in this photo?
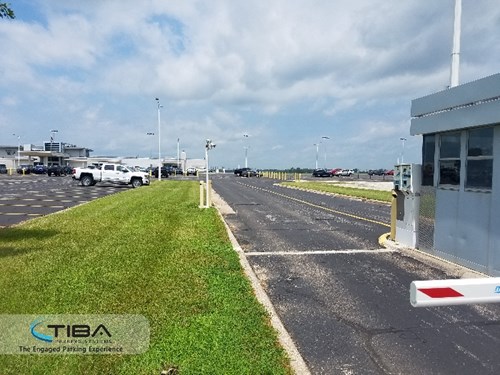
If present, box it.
[177,138,180,172]
[321,136,330,167]
[400,137,407,164]
[155,98,163,181]
[313,143,319,169]
[205,139,216,208]
[243,133,249,168]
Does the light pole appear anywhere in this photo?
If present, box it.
[155,98,163,181]
[313,143,319,169]
[400,137,407,164]
[243,133,249,168]
[205,139,216,208]
[321,136,330,167]
[177,138,180,172]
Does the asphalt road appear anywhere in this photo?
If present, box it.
[0,174,127,227]
[212,174,500,375]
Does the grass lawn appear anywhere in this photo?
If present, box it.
[0,181,291,375]
[282,181,392,203]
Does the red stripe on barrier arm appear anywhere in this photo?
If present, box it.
[418,287,464,298]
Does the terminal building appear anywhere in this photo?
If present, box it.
[410,73,500,276]
[0,141,92,170]
[0,140,204,172]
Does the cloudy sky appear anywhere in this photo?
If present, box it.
[1,1,499,170]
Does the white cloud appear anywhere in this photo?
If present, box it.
[1,0,500,168]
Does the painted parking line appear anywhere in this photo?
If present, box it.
[0,198,38,201]
[246,249,396,256]
[3,213,43,216]
[0,204,65,208]
[237,181,391,228]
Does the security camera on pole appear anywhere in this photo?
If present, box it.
[205,139,216,208]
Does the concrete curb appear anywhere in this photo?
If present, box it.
[212,189,311,375]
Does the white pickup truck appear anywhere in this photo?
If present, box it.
[72,164,150,188]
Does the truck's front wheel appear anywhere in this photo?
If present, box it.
[81,175,93,187]
[131,178,142,188]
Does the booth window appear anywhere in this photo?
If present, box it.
[466,127,493,190]
[438,132,461,186]
[422,134,435,186]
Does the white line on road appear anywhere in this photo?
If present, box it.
[246,249,396,256]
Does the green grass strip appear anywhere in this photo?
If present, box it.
[282,181,392,202]
[0,181,291,375]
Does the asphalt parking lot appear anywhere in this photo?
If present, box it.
[212,174,500,375]
[0,174,126,228]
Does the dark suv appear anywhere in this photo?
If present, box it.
[151,167,169,178]
[312,168,332,177]
[47,164,66,176]
[234,167,251,176]
[368,169,386,176]
[33,165,47,174]
[17,165,32,174]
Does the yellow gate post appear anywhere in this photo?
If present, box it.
[199,181,205,208]
[390,189,397,240]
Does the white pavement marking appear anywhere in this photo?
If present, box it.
[212,193,311,375]
[246,249,396,256]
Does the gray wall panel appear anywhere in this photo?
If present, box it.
[410,99,500,135]
[411,73,500,117]
[490,127,500,274]
[455,191,491,267]
[434,189,459,256]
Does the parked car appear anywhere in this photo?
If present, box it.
[234,167,250,176]
[340,169,354,177]
[17,165,32,174]
[73,163,150,188]
[151,166,169,178]
[166,166,183,175]
[62,166,73,175]
[385,169,394,176]
[241,169,262,177]
[330,168,343,177]
[47,164,66,177]
[33,165,47,174]
[312,168,332,177]
[0,164,7,174]
[186,167,197,176]
[368,169,386,176]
